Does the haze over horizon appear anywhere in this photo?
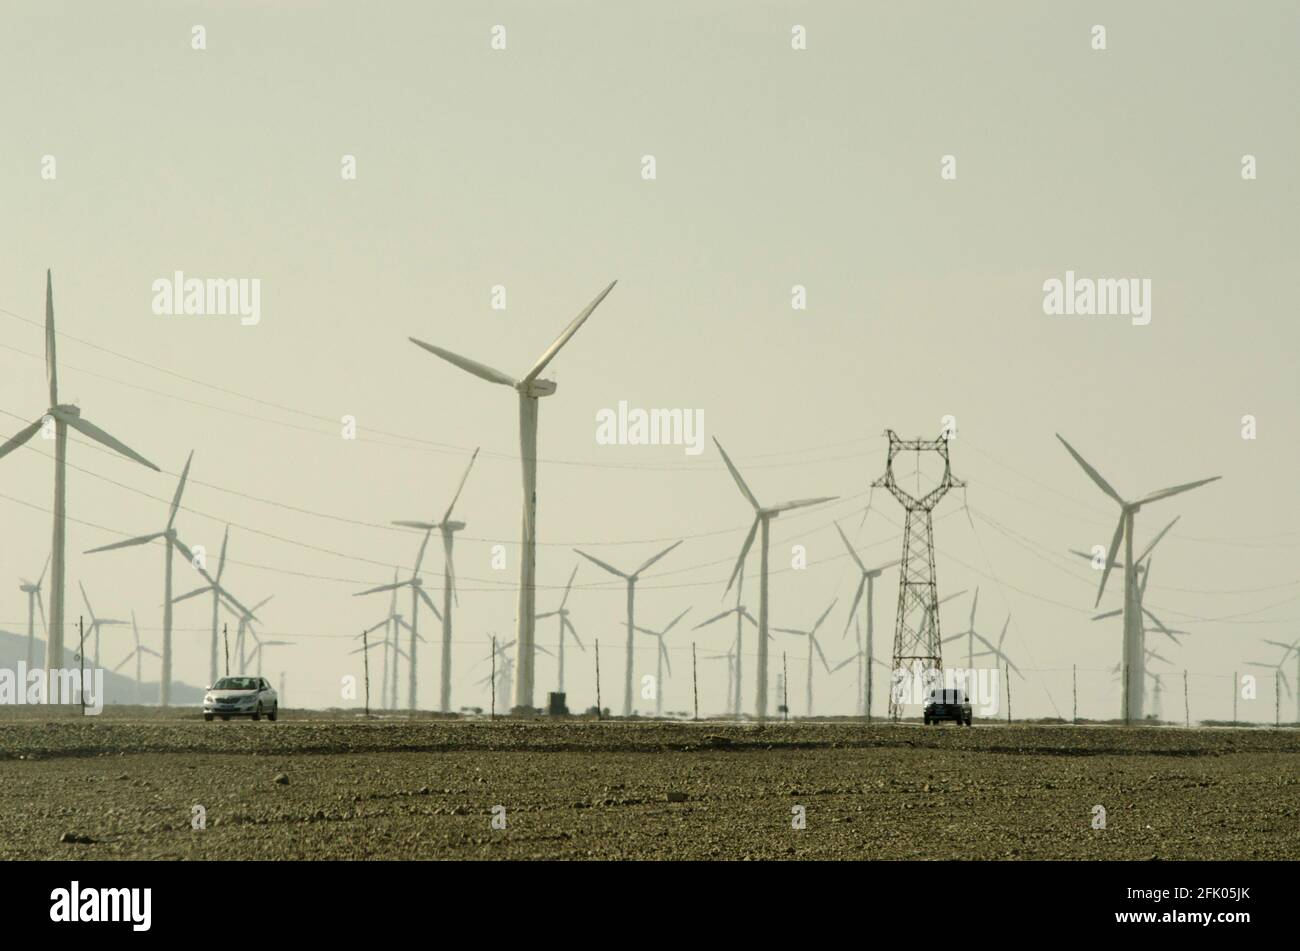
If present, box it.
[2,1,1297,719]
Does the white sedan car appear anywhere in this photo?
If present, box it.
[204,676,279,721]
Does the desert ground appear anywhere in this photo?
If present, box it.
[1,710,1296,860]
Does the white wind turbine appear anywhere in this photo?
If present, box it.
[700,648,736,714]
[78,580,127,669]
[0,271,160,689]
[391,448,478,713]
[171,525,257,687]
[828,617,895,718]
[356,569,404,709]
[1056,434,1219,722]
[574,541,683,717]
[228,595,273,676]
[247,632,291,679]
[18,556,49,667]
[409,280,617,711]
[85,451,215,706]
[775,599,837,717]
[968,614,1024,681]
[714,437,839,720]
[1257,637,1299,724]
[537,565,585,695]
[941,588,986,670]
[113,611,159,703]
[355,529,440,711]
[833,521,898,717]
[691,571,756,717]
[634,607,691,717]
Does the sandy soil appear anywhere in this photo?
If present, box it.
[1,712,1296,860]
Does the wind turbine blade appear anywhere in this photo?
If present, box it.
[969,588,980,628]
[662,607,691,633]
[78,581,96,622]
[140,645,160,658]
[814,637,831,673]
[355,580,409,597]
[522,280,617,383]
[833,521,866,573]
[1136,516,1179,565]
[67,415,159,472]
[723,517,759,597]
[997,617,1010,650]
[443,448,480,523]
[573,548,629,579]
[563,617,585,651]
[113,653,134,673]
[45,270,58,405]
[37,553,51,587]
[633,625,659,636]
[740,608,758,627]
[409,338,517,387]
[1095,516,1125,607]
[536,610,559,620]
[1055,434,1124,505]
[1137,477,1221,507]
[85,531,165,554]
[414,528,434,575]
[1091,609,1121,621]
[0,419,43,462]
[417,586,442,619]
[171,585,212,605]
[830,656,855,674]
[393,520,438,530]
[811,599,838,634]
[535,643,554,658]
[559,564,578,610]
[937,589,967,607]
[767,496,838,514]
[214,525,230,582]
[713,439,760,510]
[841,576,866,640]
[692,607,735,630]
[660,638,672,678]
[635,540,683,577]
[772,627,807,636]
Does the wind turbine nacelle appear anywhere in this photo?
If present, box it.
[50,405,81,421]
[521,379,557,398]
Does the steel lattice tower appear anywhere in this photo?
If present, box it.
[872,430,964,720]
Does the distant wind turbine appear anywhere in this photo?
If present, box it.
[392,448,479,713]
[85,451,214,706]
[171,525,258,687]
[355,528,441,711]
[829,618,895,718]
[537,565,585,694]
[714,437,838,720]
[574,541,683,717]
[833,521,898,718]
[229,595,274,676]
[634,607,691,717]
[1056,434,1219,722]
[0,271,159,692]
[699,648,736,714]
[78,580,127,669]
[248,632,291,679]
[410,280,617,711]
[775,599,837,717]
[113,611,159,703]
[18,556,49,667]
[691,571,756,716]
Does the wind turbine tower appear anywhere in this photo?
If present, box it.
[872,430,964,720]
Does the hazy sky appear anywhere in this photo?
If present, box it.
[2,1,1298,719]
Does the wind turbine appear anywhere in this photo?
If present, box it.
[410,280,617,711]
[247,633,291,679]
[714,437,838,720]
[113,611,159,703]
[0,271,159,691]
[1056,434,1219,722]
[228,595,273,676]
[391,448,479,713]
[355,529,440,711]
[691,571,756,716]
[18,556,49,667]
[537,565,585,694]
[357,570,404,709]
[170,525,257,687]
[574,541,683,717]
[634,607,691,717]
[833,521,898,717]
[1258,637,1300,724]
[85,451,214,706]
[968,614,1024,680]
[78,580,127,669]
[829,621,894,718]
[775,599,837,717]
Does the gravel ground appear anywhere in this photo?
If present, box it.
[1,712,1296,860]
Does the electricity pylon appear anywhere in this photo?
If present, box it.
[872,430,964,720]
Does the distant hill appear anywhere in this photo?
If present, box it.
[0,629,205,706]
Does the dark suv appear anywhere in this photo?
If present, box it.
[924,688,972,726]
